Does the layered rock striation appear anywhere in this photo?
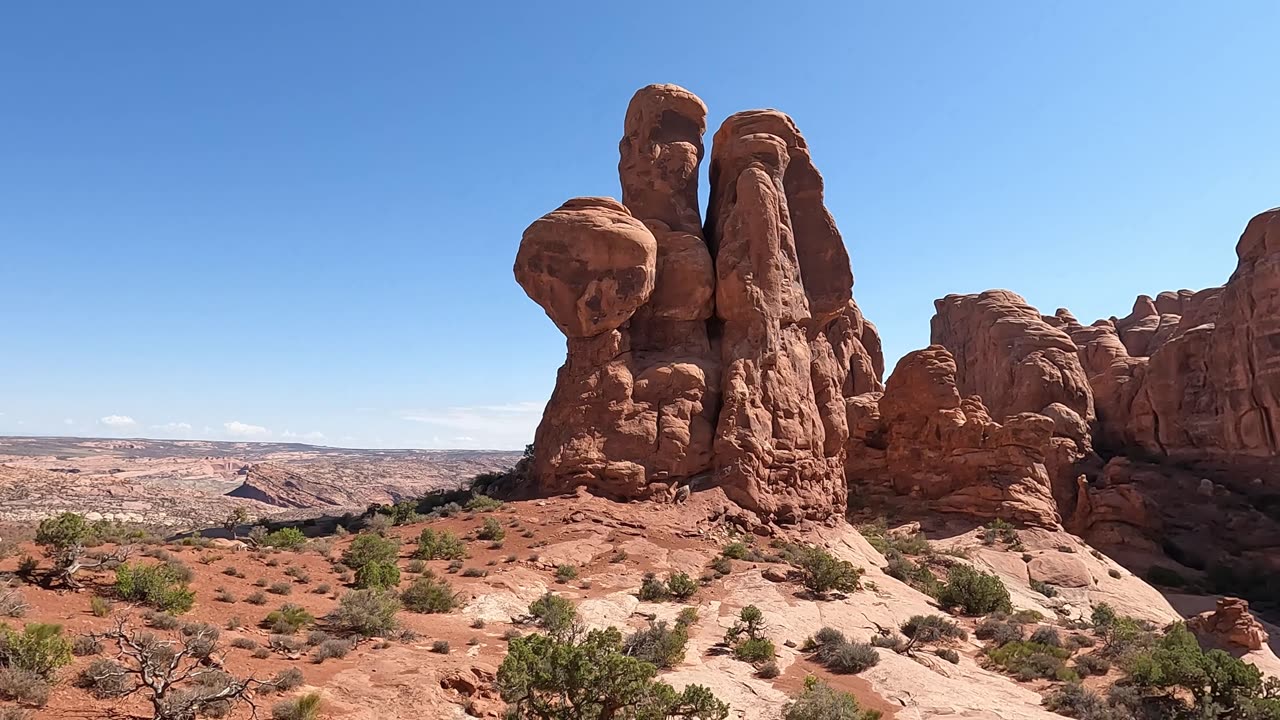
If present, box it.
[515,85,881,523]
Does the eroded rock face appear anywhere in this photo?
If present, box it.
[516,85,881,522]
[931,290,1095,425]
[1059,209,1280,468]
[844,346,1062,527]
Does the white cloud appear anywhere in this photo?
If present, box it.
[150,422,193,435]
[281,430,326,442]
[63,419,74,426]
[99,415,137,428]
[223,421,270,438]
[401,401,541,449]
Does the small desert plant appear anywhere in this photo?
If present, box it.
[311,638,352,663]
[477,517,505,542]
[792,545,863,597]
[415,529,466,561]
[783,676,879,720]
[527,592,579,638]
[554,564,578,582]
[263,527,307,550]
[114,562,195,613]
[89,595,113,617]
[401,574,461,614]
[353,560,400,590]
[264,604,315,634]
[328,589,401,637]
[937,564,1011,615]
[0,624,73,678]
[431,639,450,654]
[0,667,49,706]
[272,692,322,720]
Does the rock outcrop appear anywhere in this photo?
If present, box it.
[1188,597,1270,652]
[844,346,1062,527]
[1056,209,1280,470]
[931,290,1094,425]
[515,85,881,523]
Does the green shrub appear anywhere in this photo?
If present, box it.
[1030,579,1058,598]
[527,593,578,638]
[272,692,322,720]
[328,589,400,637]
[464,494,503,512]
[354,560,401,589]
[477,517,505,542]
[264,605,314,634]
[733,637,776,663]
[0,624,72,678]
[1044,682,1110,718]
[498,627,728,720]
[794,546,863,597]
[311,638,352,663]
[783,676,881,720]
[666,572,697,600]
[982,518,1018,546]
[638,573,669,601]
[385,501,421,526]
[554,565,578,583]
[722,542,750,560]
[623,620,689,668]
[885,553,941,597]
[937,565,1011,615]
[401,574,460,614]
[114,563,195,613]
[340,533,399,570]
[263,527,307,550]
[414,529,465,561]
[986,639,1073,681]
[937,648,960,664]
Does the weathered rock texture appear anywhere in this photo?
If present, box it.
[1188,597,1270,652]
[844,346,1063,527]
[1055,209,1280,469]
[515,85,881,522]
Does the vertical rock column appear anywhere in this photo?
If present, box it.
[706,113,850,522]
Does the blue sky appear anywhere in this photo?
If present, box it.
[1,2,1277,450]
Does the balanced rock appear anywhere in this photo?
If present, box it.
[514,197,656,338]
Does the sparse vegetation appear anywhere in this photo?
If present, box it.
[328,588,401,637]
[353,560,401,590]
[498,626,728,720]
[414,528,466,561]
[401,573,461,614]
[262,527,307,550]
[114,563,195,613]
[783,676,882,720]
[937,564,1011,615]
[264,604,315,634]
[477,517,506,542]
[724,605,775,664]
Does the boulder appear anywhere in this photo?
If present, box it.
[1187,597,1269,652]
[1027,553,1092,588]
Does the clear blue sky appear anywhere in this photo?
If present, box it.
[2,2,1276,449]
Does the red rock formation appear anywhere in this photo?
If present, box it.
[1060,209,1280,468]
[515,86,881,523]
[931,290,1095,425]
[1188,597,1269,652]
[844,346,1062,527]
